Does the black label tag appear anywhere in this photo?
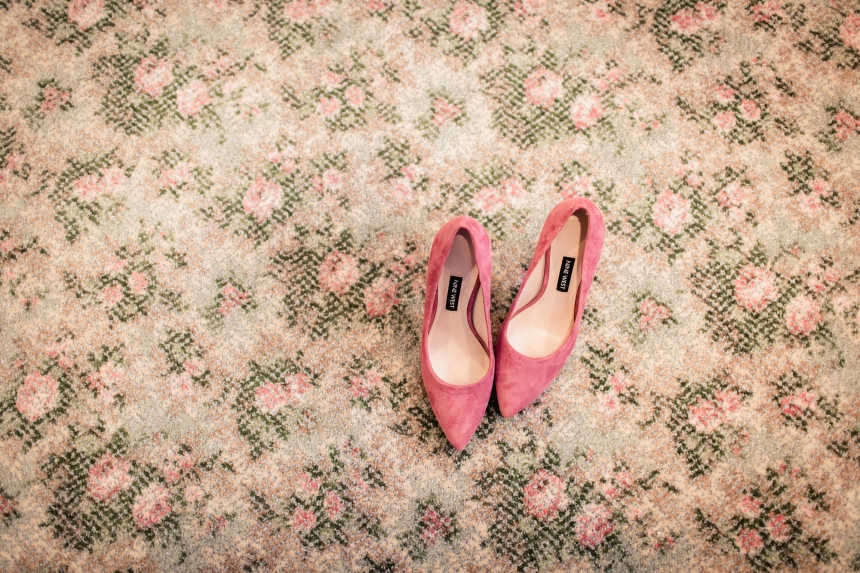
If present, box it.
[445,276,463,311]
[556,257,576,292]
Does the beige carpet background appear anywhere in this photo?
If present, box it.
[1,0,860,571]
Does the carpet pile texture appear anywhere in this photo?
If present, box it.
[1,0,859,571]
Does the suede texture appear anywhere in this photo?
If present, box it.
[495,198,605,418]
[420,216,494,450]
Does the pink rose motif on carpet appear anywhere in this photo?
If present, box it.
[390,179,412,202]
[713,111,736,132]
[739,99,761,121]
[840,12,860,51]
[242,177,283,222]
[318,251,359,295]
[16,371,59,423]
[255,382,292,414]
[129,271,149,294]
[133,484,172,529]
[70,166,124,203]
[0,496,15,516]
[474,178,527,215]
[291,507,317,532]
[284,0,324,24]
[299,473,321,496]
[344,85,365,108]
[366,0,389,14]
[780,389,817,417]
[101,166,125,188]
[614,471,634,490]
[177,82,212,118]
[348,369,382,400]
[433,98,462,127]
[163,462,182,484]
[312,168,345,193]
[670,3,719,35]
[670,9,702,35]
[499,178,526,201]
[739,495,762,517]
[688,398,722,433]
[688,391,744,434]
[40,86,71,114]
[67,0,105,31]
[72,174,107,202]
[134,57,174,98]
[449,2,488,42]
[523,68,565,109]
[575,503,615,548]
[715,85,735,103]
[733,265,778,313]
[107,256,127,273]
[559,175,594,200]
[638,298,671,332]
[767,513,791,542]
[217,283,251,317]
[45,341,74,370]
[832,109,860,143]
[810,178,832,200]
[609,374,631,394]
[101,285,123,307]
[318,96,342,118]
[513,0,547,20]
[784,295,822,336]
[255,374,310,413]
[420,507,453,546]
[735,528,764,555]
[159,162,191,190]
[523,469,569,521]
[570,94,605,130]
[716,390,743,415]
[325,71,343,87]
[652,189,691,236]
[87,362,127,403]
[750,1,783,24]
[285,373,312,395]
[364,277,399,318]
[324,492,345,521]
[86,453,132,503]
[474,186,504,215]
[716,182,750,219]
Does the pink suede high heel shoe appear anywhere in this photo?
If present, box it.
[495,198,605,418]
[421,216,494,450]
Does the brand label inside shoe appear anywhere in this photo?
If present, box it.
[557,257,576,292]
[445,275,463,311]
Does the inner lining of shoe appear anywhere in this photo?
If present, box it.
[427,231,490,385]
[507,211,588,359]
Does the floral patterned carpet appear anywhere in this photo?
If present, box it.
[1,0,860,571]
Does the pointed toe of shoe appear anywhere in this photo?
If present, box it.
[429,384,490,450]
[442,424,476,451]
[498,401,521,419]
[494,336,560,418]
[495,362,542,418]
[497,397,525,419]
[421,367,493,451]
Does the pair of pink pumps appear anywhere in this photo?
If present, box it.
[420,198,605,450]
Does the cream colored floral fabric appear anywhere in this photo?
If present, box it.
[1,0,859,571]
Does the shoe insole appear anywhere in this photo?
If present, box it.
[427,232,490,386]
[507,212,588,358]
